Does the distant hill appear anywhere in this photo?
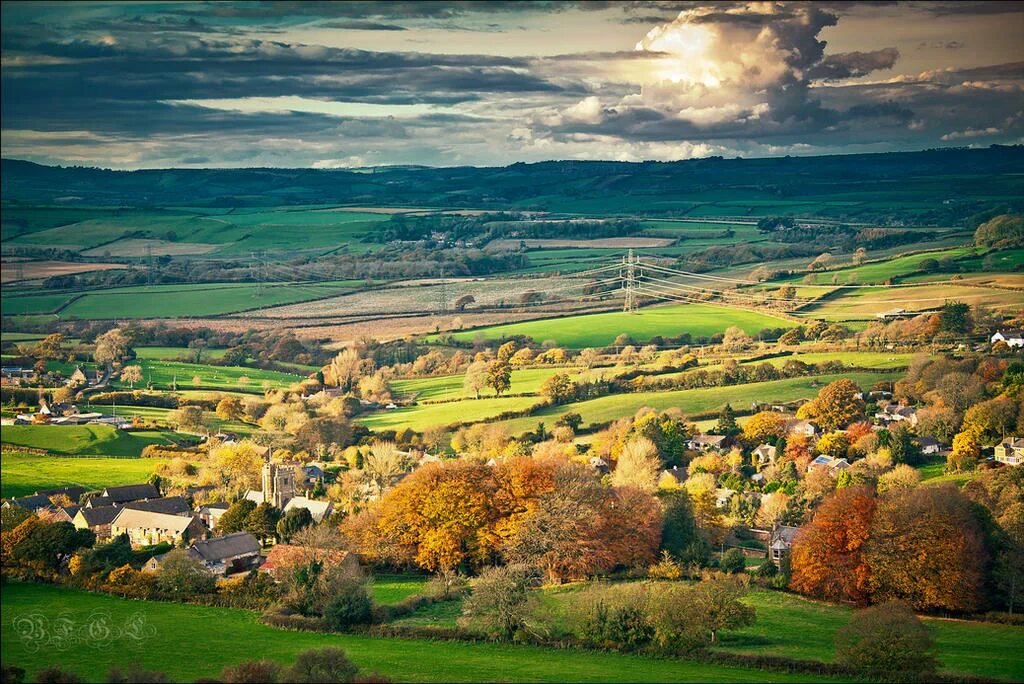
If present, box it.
[3,146,1023,222]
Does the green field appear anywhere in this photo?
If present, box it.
[492,372,897,436]
[749,351,916,370]
[133,346,229,361]
[0,451,161,499]
[724,591,1023,681]
[392,367,583,401]
[0,584,835,683]
[6,206,389,256]
[783,247,977,286]
[357,396,542,432]
[0,280,366,319]
[0,425,171,457]
[84,404,256,436]
[371,575,430,605]
[112,359,305,392]
[444,303,795,348]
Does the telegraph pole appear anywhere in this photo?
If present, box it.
[622,249,638,313]
[146,243,154,286]
[437,268,450,313]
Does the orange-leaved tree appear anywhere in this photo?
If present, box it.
[790,486,876,604]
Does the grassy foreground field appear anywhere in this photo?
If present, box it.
[0,451,161,499]
[0,425,171,457]
[444,303,795,348]
[391,367,583,401]
[111,359,305,392]
[0,584,836,683]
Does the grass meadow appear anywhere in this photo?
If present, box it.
[111,359,305,392]
[0,451,161,499]
[0,583,836,683]
[0,425,171,457]
[444,303,795,348]
[491,371,898,436]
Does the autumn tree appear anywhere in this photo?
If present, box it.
[790,486,876,604]
[218,499,257,534]
[120,365,142,389]
[486,360,512,396]
[742,411,787,445]
[863,485,988,612]
[815,432,851,458]
[327,349,364,392]
[460,564,536,639]
[170,405,209,433]
[216,396,245,421]
[463,361,489,399]
[362,441,410,495]
[948,430,981,473]
[802,379,865,431]
[157,549,216,596]
[210,441,267,491]
[453,294,476,311]
[94,328,132,366]
[539,373,575,404]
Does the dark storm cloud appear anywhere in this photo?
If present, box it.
[807,48,901,81]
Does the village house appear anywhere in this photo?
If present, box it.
[1,367,36,386]
[991,329,1024,348]
[769,525,800,565]
[101,483,160,504]
[658,465,687,489]
[687,434,727,452]
[918,436,941,456]
[109,508,205,547]
[786,419,819,438]
[714,488,735,509]
[2,486,86,514]
[874,402,918,427]
[124,496,191,516]
[994,438,1024,466]
[197,502,231,530]
[752,444,777,466]
[282,496,333,524]
[66,365,101,388]
[807,455,851,474]
[38,506,79,524]
[73,505,122,539]
[146,532,262,576]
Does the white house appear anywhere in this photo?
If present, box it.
[991,330,1024,348]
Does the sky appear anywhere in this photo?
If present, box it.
[1,0,1023,169]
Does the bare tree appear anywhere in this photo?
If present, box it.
[363,441,409,495]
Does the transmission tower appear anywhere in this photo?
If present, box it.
[146,243,154,285]
[622,249,638,313]
[252,250,265,298]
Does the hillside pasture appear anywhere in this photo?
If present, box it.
[801,283,1024,320]
[1,260,126,283]
[357,396,543,432]
[0,584,832,684]
[0,425,171,457]
[0,450,162,499]
[443,303,795,348]
[0,280,364,319]
[81,238,219,257]
[391,367,583,401]
[112,359,305,392]
[492,371,897,436]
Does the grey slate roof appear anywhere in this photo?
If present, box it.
[5,494,53,511]
[124,497,190,515]
[102,484,160,503]
[77,505,122,527]
[190,532,261,563]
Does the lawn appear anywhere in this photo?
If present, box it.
[357,396,543,432]
[0,451,162,499]
[492,372,898,436]
[0,584,835,683]
[782,247,977,286]
[444,303,795,349]
[748,351,916,370]
[133,346,229,361]
[0,425,171,457]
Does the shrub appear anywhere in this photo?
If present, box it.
[32,668,82,684]
[155,549,216,597]
[220,660,282,683]
[323,584,374,630]
[287,648,359,683]
[583,591,654,651]
[719,548,747,574]
[834,602,937,682]
[460,564,537,639]
[105,664,172,683]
